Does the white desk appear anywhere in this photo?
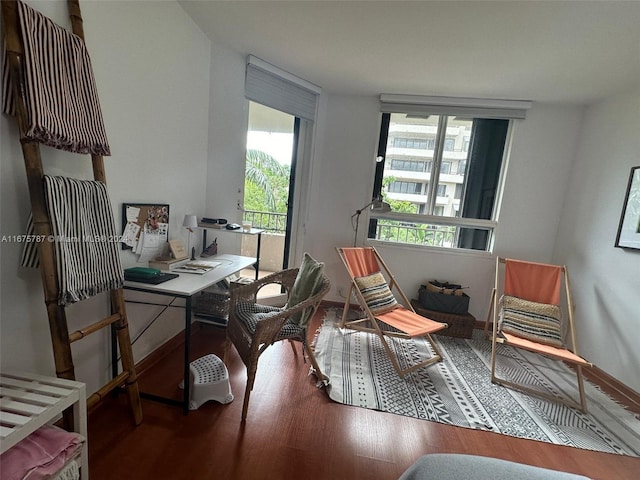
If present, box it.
[121,254,256,414]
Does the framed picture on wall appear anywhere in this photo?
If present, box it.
[615,166,640,250]
[120,203,170,251]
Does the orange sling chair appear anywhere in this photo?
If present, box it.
[336,247,447,377]
[487,257,592,412]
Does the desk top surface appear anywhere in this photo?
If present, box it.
[123,253,256,297]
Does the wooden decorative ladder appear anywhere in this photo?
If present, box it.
[2,0,142,425]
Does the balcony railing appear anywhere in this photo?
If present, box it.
[243,210,287,234]
[244,210,474,249]
[373,220,457,248]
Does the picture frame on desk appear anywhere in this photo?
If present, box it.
[168,239,189,260]
[148,257,189,271]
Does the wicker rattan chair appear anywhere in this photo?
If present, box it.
[223,267,330,421]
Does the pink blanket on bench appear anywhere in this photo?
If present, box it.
[0,424,83,480]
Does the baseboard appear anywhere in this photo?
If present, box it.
[583,365,640,414]
[321,299,349,309]
[476,320,489,330]
[134,322,202,378]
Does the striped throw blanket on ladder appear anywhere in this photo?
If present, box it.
[44,176,124,306]
[2,0,110,156]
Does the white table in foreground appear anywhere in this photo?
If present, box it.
[122,254,256,414]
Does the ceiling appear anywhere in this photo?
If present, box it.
[178,1,640,106]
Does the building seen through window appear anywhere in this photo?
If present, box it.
[371,112,509,251]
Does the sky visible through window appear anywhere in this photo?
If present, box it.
[247,131,293,165]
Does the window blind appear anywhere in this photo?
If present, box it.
[245,55,321,121]
[380,94,532,120]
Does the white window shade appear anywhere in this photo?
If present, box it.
[245,56,321,121]
[380,94,532,119]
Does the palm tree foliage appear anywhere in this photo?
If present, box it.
[245,149,290,213]
[376,177,456,247]
[243,152,455,246]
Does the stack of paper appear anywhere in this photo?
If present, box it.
[172,261,221,274]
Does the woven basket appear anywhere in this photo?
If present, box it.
[411,299,475,338]
[192,290,230,319]
[425,280,464,296]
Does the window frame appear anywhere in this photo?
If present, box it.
[370,102,524,253]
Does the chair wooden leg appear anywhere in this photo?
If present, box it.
[288,339,298,357]
[484,287,496,339]
[378,333,405,377]
[222,335,231,365]
[302,341,328,384]
[241,359,259,421]
[241,382,251,422]
[576,364,588,413]
[490,291,500,384]
[425,333,444,361]
[490,342,499,384]
[339,286,354,328]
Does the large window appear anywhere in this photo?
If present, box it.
[244,55,321,270]
[368,95,530,251]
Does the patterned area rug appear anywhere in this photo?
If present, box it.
[314,310,640,456]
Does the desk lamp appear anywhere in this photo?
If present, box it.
[351,196,391,246]
[182,214,198,260]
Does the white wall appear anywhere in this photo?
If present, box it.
[553,87,640,392]
[309,97,584,324]
[203,42,248,256]
[303,94,381,287]
[0,0,211,395]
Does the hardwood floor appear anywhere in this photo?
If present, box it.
[88,306,640,479]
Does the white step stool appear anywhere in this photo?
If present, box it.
[178,354,234,410]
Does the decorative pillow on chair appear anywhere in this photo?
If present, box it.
[499,295,564,347]
[354,271,398,315]
[288,252,325,327]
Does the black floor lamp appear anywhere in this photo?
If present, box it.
[351,196,391,246]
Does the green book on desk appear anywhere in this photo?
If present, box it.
[124,267,178,284]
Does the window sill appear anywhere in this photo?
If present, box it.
[366,239,494,259]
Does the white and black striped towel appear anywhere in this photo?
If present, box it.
[44,176,123,305]
[19,213,39,269]
[2,0,110,156]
